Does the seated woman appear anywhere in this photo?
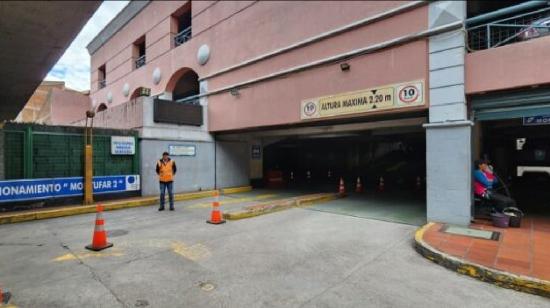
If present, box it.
[473,159,516,212]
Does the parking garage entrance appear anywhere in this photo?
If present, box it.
[257,116,427,225]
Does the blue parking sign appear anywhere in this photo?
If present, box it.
[0,175,140,203]
[523,115,550,126]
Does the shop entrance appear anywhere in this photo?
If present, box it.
[478,118,550,216]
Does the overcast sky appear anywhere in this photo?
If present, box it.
[44,1,129,92]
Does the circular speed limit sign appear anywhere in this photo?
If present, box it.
[399,85,419,103]
[303,101,317,117]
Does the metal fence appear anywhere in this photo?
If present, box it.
[467,7,550,51]
[135,55,146,69]
[2,124,139,180]
[175,94,200,105]
[174,26,192,47]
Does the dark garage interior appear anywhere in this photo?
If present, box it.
[261,129,427,225]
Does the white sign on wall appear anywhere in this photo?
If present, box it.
[169,144,196,156]
[111,136,135,155]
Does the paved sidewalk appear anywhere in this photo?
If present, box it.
[415,216,550,297]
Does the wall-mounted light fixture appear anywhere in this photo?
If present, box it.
[230,88,240,97]
[340,62,350,71]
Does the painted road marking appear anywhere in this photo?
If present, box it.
[187,194,278,209]
[52,249,124,262]
[171,241,211,261]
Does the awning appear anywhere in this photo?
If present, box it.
[471,87,550,121]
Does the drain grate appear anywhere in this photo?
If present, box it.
[441,225,500,241]
[107,229,129,238]
[135,299,149,307]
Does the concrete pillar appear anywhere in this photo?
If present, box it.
[216,141,250,188]
[199,80,208,130]
[425,1,472,225]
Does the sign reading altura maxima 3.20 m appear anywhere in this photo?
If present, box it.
[300,80,424,120]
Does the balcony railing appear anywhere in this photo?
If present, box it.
[175,94,200,105]
[98,79,106,89]
[174,26,192,47]
[467,6,550,51]
[135,55,146,69]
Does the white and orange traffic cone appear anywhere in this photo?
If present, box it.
[85,204,113,251]
[377,177,385,192]
[339,177,346,195]
[207,190,226,224]
[355,177,363,193]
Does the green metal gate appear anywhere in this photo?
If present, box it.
[2,123,139,180]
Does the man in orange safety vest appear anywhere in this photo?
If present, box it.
[156,151,177,211]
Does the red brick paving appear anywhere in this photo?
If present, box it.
[422,216,550,281]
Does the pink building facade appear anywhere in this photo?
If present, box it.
[88,1,550,225]
[15,81,91,125]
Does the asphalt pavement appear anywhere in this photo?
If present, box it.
[0,192,548,307]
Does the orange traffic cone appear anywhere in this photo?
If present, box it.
[85,204,113,251]
[207,190,226,224]
[0,287,10,305]
[339,177,346,195]
[377,177,385,192]
[355,177,363,193]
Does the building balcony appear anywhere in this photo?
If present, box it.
[175,94,200,105]
[467,4,550,52]
[135,55,146,69]
[174,26,192,47]
[466,3,550,94]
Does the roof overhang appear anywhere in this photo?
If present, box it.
[0,1,101,121]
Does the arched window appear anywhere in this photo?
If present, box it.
[97,103,108,112]
[166,68,199,104]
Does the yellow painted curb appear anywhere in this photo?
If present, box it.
[221,186,253,194]
[414,222,434,243]
[414,222,550,298]
[0,186,250,225]
[224,193,339,220]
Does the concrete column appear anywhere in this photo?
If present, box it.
[425,1,472,225]
[216,141,250,188]
[199,80,208,130]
